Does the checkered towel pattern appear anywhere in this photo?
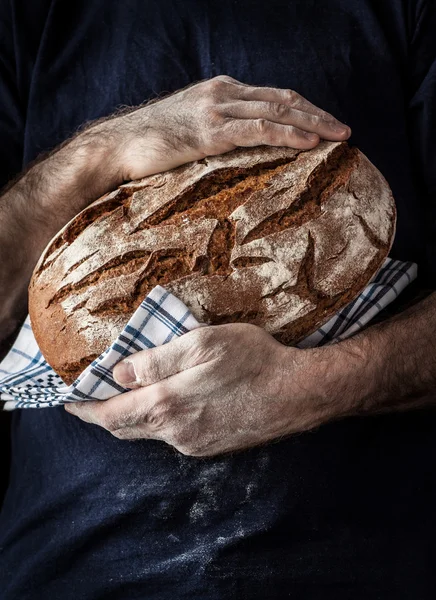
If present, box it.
[0,258,417,410]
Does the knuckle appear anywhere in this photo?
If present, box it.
[146,407,166,430]
[146,387,174,429]
[268,102,289,119]
[203,106,225,125]
[308,113,322,126]
[204,77,226,98]
[256,118,270,136]
[215,74,238,84]
[283,89,301,106]
[319,110,334,122]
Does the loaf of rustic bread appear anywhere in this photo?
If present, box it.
[29,141,396,384]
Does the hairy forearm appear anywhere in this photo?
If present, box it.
[318,292,436,420]
[0,126,125,343]
[0,100,167,346]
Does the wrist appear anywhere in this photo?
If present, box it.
[33,129,124,228]
[302,345,357,421]
[323,330,392,417]
[278,345,353,433]
[114,105,203,182]
[0,127,124,332]
[330,297,436,415]
[279,293,436,431]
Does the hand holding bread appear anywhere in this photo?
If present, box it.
[65,322,339,456]
[27,76,351,243]
[112,75,351,182]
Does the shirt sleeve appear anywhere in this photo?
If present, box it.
[407,0,436,285]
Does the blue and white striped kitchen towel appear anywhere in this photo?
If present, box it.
[0,257,417,410]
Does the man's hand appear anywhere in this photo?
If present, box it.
[37,76,351,226]
[113,75,351,181]
[2,76,351,242]
[65,293,436,456]
[64,323,339,456]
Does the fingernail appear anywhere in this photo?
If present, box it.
[329,122,350,135]
[304,132,319,141]
[113,360,137,385]
[65,403,79,414]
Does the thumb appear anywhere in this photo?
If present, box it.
[112,329,205,388]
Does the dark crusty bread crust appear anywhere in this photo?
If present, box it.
[29,141,396,384]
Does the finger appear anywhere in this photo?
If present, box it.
[236,85,350,131]
[73,378,182,438]
[69,365,212,447]
[224,101,351,140]
[112,327,211,388]
[222,117,321,149]
[64,401,105,426]
[102,366,207,444]
[65,394,157,437]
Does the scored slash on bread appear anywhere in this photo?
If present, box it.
[29,141,396,384]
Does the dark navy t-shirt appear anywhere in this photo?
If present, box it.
[0,1,435,598]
